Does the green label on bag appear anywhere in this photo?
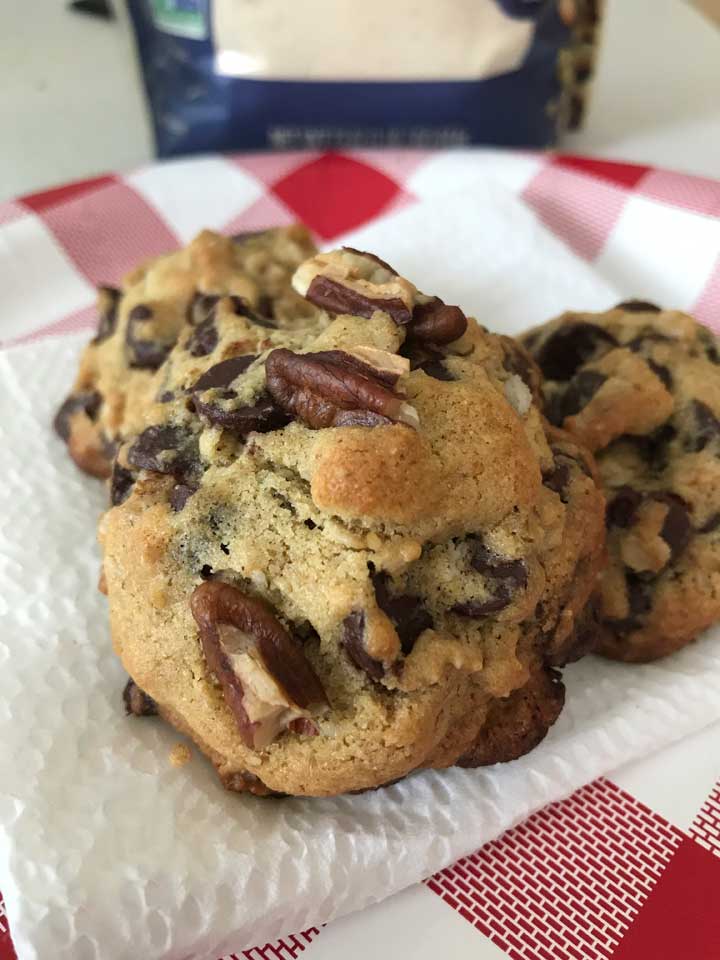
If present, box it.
[150,0,207,40]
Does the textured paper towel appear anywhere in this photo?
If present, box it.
[1,182,720,960]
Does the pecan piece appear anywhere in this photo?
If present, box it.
[190,581,327,750]
[265,348,418,430]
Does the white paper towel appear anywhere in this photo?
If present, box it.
[1,181,720,960]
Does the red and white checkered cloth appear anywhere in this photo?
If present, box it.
[1,149,719,960]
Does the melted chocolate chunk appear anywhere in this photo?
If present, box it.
[341,610,385,680]
[700,513,720,534]
[536,322,617,381]
[53,391,102,441]
[127,425,199,480]
[417,358,455,381]
[186,317,218,357]
[92,286,121,344]
[123,679,158,717]
[372,572,433,656]
[453,540,527,617]
[687,400,720,453]
[632,422,676,471]
[192,355,258,392]
[542,461,571,500]
[626,331,672,352]
[615,300,662,313]
[110,462,135,506]
[170,483,197,512]
[647,358,673,390]
[551,370,606,424]
[655,494,691,559]
[125,304,172,369]
[607,486,642,528]
[193,392,288,436]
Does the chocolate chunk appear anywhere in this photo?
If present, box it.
[647,358,673,390]
[53,391,102,441]
[607,487,642,528]
[469,541,527,587]
[633,422,676,470]
[698,327,720,365]
[92,286,121,344]
[627,574,653,617]
[129,304,152,322]
[110,462,135,506]
[187,293,220,327]
[125,304,172,370]
[453,540,527,617]
[127,425,199,479]
[687,400,720,453]
[417,358,456,381]
[158,390,175,403]
[341,610,385,680]
[256,295,274,320]
[192,355,257,391]
[615,300,662,313]
[535,322,617,381]
[542,461,571,500]
[410,299,467,345]
[502,345,536,389]
[655,494,691,559]
[193,393,288,436]
[452,597,513,617]
[227,294,278,329]
[170,483,197,512]
[123,679,158,717]
[372,572,433,655]
[186,317,218,357]
[700,513,720,534]
[553,369,606,423]
[627,332,672,352]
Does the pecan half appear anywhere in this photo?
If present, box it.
[293,249,413,325]
[190,581,327,750]
[265,348,418,430]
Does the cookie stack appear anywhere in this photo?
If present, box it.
[55,228,718,797]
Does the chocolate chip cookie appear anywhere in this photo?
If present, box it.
[523,301,720,661]
[54,226,318,479]
[101,248,605,796]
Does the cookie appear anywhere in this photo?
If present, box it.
[54,226,318,479]
[100,248,605,796]
[523,301,720,661]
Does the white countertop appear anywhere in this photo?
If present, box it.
[1,0,719,200]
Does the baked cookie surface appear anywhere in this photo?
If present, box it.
[101,248,605,796]
[523,301,720,661]
[54,226,318,478]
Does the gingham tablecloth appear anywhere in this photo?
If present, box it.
[1,149,719,960]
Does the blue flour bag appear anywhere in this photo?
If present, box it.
[127,0,599,157]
